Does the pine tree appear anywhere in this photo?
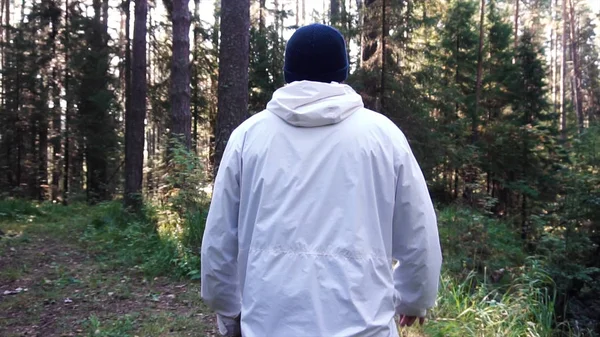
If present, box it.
[77,0,118,203]
[124,0,148,209]
[213,0,250,176]
[170,0,192,149]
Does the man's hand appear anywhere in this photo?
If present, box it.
[398,315,425,327]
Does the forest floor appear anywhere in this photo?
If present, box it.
[1,201,554,337]
[0,209,429,337]
[0,219,219,337]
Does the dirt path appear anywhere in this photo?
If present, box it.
[0,225,219,337]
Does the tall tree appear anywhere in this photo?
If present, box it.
[192,0,200,150]
[124,0,148,209]
[125,0,132,145]
[560,0,567,140]
[514,0,519,49]
[50,1,62,201]
[474,0,485,143]
[171,0,192,149]
[79,0,118,202]
[567,0,583,133]
[511,29,551,242]
[578,5,600,123]
[213,0,250,176]
[63,0,71,204]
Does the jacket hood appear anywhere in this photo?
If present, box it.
[266,81,364,127]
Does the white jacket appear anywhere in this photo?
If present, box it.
[201,81,442,337]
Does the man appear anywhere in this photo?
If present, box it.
[201,23,442,337]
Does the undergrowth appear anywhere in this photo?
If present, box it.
[1,199,596,336]
[81,201,206,280]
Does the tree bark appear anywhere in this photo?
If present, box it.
[568,0,583,134]
[296,0,300,26]
[38,102,49,201]
[171,0,192,149]
[474,0,485,143]
[560,0,567,140]
[102,0,109,30]
[51,39,62,201]
[125,0,132,139]
[192,0,200,151]
[302,0,305,25]
[63,0,70,204]
[213,0,250,177]
[514,0,519,49]
[124,0,148,209]
[550,0,556,117]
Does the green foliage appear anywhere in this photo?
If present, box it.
[152,139,208,279]
[431,206,598,336]
[162,138,208,215]
[82,201,204,279]
[538,125,600,332]
[248,3,288,115]
[0,199,42,222]
[437,206,526,275]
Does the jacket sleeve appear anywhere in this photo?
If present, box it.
[201,130,243,337]
[391,133,442,317]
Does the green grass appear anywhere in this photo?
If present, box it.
[421,260,558,337]
[83,314,136,337]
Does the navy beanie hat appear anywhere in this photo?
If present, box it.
[284,23,349,84]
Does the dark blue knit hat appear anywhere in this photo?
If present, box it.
[284,23,349,84]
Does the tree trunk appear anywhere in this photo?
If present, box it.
[259,0,265,34]
[38,102,49,201]
[514,0,519,49]
[192,0,200,151]
[550,0,556,117]
[275,0,280,36]
[78,0,112,203]
[380,0,386,114]
[208,1,220,177]
[171,0,192,149]
[560,0,567,140]
[125,0,132,139]
[213,0,250,177]
[296,0,300,26]
[0,0,5,109]
[302,0,306,25]
[474,0,485,143]
[63,0,71,204]
[360,0,380,110]
[102,0,109,30]
[51,62,62,201]
[124,0,148,209]
[568,0,583,134]
[330,0,340,26]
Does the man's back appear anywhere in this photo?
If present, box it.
[201,81,442,337]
